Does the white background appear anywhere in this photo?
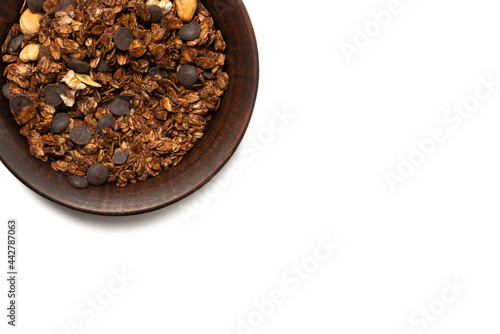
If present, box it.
[2,0,500,333]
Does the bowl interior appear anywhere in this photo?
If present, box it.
[0,0,259,215]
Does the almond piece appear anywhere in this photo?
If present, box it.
[20,9,43,34]
[19,44,41,63]
[174,0,197,22]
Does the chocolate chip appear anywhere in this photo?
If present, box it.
[108,95,130,116]
[68,175,89,189]
[27,0,44,12]
[86,163,109,186]
[51,113,70,133]
[178,21,201,41]
[57,83,69,95]
[148,66,168,79]
[10,94,32,115]
[44,84,63,107]
[8,35,24,54]
[112,150,129,165]
[96,115,114,135]
[149,5,163,23]
[203,71,212,80]
[68,60,91,73]
[2,83,10,100]
[56,0,77,11]
[70,125,91,146]
[114,27,134,51]
[96,59,112,72]
[177,65,198,87]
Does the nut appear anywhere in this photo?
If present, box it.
[19,44,41,63]
[75,73,102,88]
[60,70,88,106]
[59,91,75,107]
[62,71,87,90]
[174,0,197,22]
[147,0,173,15]
[20,9,43,34]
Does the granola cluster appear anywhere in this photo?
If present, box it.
[1,0,228,187]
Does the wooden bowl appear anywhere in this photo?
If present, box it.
[0,0,259,215]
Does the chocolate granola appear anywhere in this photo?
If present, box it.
[1,0,228,188]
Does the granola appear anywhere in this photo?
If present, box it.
[1,0,228,188]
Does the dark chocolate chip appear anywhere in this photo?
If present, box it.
[68,60,91,73]
[8,35,24,54]
[203,71,212,80]
[178,21,201,41]
[96,114,114,135]
[51,113,70,133]
[56,0,77,11]
[10,94,32,115]
[148,5,163,23]
[44,84,63,106]
[148,66,168,79]
[27,0,44,12]
[70,125,92,145]
[86,163,109,186]
[96,59,112,72]
[2,83,10,100]
[68,175,89,189]
[57,83,72,97]
[112,150,129,165]
[177,65,198,87]
[108,95,130,116]
[114,27,134,51]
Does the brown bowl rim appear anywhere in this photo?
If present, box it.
[0,0,259,216]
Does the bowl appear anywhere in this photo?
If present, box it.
[0,0,259,215]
